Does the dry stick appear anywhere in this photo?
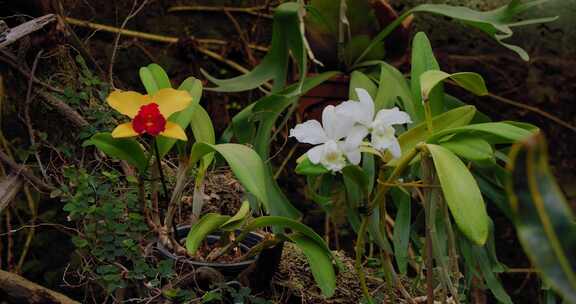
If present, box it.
[6,210,14,271]
[167,5,273,19]
[224,9,256,66]
[0,49,64,94]
[63,17,258,77]
[109,0,150,87]
[0,151,55,192]
[24,49,49,180]
[15,185,37,274]
[444,79,576,133]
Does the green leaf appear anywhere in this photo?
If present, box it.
[202,2,306,94]
[84,133,147,171]
[428,122,535,145]
[156,77,203,157]
[349,70,377,100]
[139,66,158,95]
[506,133,576,303]
[440,136,494,164]
[426,144,489,245]
[288,232,336,297]
[411,32,443,122]
[372,62,414,114]
[420,70,488,100]
[189,104,216,169]
[388,105,476,166]
[411,1,558,61]
[190,143,269,212]
[185,213,230,255]
[296,157,329,176]
[220,201,251,231]
[146,63,171,89]
[358,1,557,64]
[342,165,369,196]
[392,188,411,274]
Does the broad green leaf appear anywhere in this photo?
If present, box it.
[156,77,203,157]
[139,67,158,95]
[506,133,576,303]
[411,2,558,61]
[459,238,513,304]
[202,2,306,94]
[426,144,489,245]
[410,32,443,122]
[392,188,411,274]
[189,104,215,169]
[420,70,488,100]
[428,122,535,145]
[342,165,369,195]
[349,70,377,100]
[357,1,557,64]
[388,105,476,166]
[342,35,385,67]
[371,62,414,114]
[185,213,230,254]
[440,136,494,164]
[296,157,329,176]
[146,63,171,89]
[220,201,251,231]
[288,233,336,297]
[369,207,393,253]
[85,133,147,172]
[190,143,269,212]
[243,216,330,254]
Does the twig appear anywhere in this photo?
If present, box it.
[167,5,273,19]
[109,0,150,87]
[224,9,256,66]
[0,14,56,48]
[63,17,259,76]
[445,79,576,133]
[24,49,48,180]
[0,150,55,192]
[15,185,37,274]
[0,48,64,94]
[38,91,89,128]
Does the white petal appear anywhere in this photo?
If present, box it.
[374,107,412,126]
[322,105,354,140]
[389,137,402,159]
[319,140,347,172]
[355,88,375,123]
[342,125,369,152]
[290,120,328,144]
[345,150,362,165]
[306,144,325,164]
[371,125,396,151]
[335,101,366,125]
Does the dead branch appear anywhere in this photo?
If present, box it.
[0,269,80,304]
[0,150,55,192]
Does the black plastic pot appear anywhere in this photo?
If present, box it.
[156,225,264,277]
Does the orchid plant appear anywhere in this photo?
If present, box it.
[84,64,337,297]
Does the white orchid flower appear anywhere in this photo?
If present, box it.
[336,88,412,158]
[290,105,360,172]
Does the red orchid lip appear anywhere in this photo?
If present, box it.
[132,103,167,136]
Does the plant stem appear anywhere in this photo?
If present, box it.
[423,97,434,136]
[422,154,435,304]
[153,139,169,199]
[355,217,374,304]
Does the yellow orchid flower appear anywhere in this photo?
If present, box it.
[107,88,192,140]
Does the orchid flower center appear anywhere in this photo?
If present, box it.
[132,103,166,136]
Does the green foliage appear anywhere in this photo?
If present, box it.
[59,168,174,292]
[203,2,307,94]
[426,144,489,245]
[507,133,576,303]
[411,32,444,122]
[83,132,148,172]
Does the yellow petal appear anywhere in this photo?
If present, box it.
[107,91,150,118]
[153,88,192,118]
[160,121,187,141]
[111,122,139,138]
